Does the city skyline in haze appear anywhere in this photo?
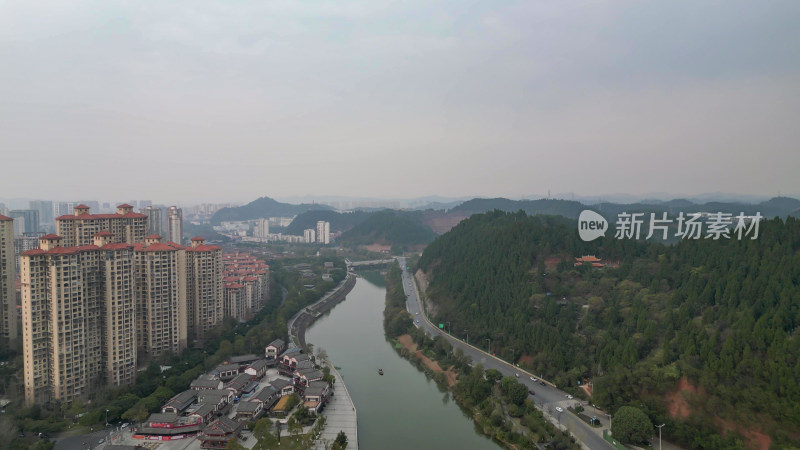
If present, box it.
[2,1,799,202]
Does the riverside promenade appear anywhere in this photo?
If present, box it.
[287,272,358,449]
[313,362,358,450]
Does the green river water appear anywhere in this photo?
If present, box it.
[305,271,498,450]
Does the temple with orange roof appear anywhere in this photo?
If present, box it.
[574,255,605,268]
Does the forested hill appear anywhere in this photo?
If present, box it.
[449,196,800,220]
[210,197,331,224]
[340,210,437,248]
[417,210,800,449]
[284,210,371,235]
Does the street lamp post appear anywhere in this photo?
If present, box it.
[656,423,665,450]
[105,409,109,427]
[485,338,491,354]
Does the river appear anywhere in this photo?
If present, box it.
[306,271,498,450]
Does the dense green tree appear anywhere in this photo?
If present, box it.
[417,211,800,448]
[611,406,653,444]
[485,369,502,384]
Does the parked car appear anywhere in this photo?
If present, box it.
[515,373,519,378]
[555,406,563,413]
[566,394,573,399]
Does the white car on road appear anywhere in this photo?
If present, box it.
[555,406,564,413]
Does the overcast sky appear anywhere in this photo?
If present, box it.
[1,1,799,204]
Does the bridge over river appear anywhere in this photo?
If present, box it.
[345,258,396,270]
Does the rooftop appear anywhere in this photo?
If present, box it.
[186,244,222,252]
[56,212,147,220]
[268,339,285,349]
[236,401,261,413]
[228,354,260,364]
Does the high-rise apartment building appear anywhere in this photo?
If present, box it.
[21,233,137,405]
[185,237,222,341]
[316,221,330,245]
[52,202,74,220]
[134,235,187,357]
[56,204,147,247]
[0,215,17,348]
[304,229,316,244]
[166,206,183,245]
[30,201,54,232]
[9,210,40,235]
[222,252,269,321]
[14,232,45,272]
[144,206,163,237]
[254,218,269,238]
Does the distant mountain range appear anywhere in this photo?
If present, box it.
[444,196,800,220]
[208,195,800,247]
[210,197,332,224]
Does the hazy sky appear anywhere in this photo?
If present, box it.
[2,1,799,203]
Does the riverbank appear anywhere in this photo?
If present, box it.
[396,334,458,387]
[286,271,358,449]
[288,272,357,348]
[312,362,358,450]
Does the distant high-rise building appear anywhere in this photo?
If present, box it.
[21,233,137,405]
[14,232,45,272]
[56,204,147,247]
[52,202,74,218]
[9,210,40,235]
[254,218,269,238]
[304,229,316,244]
[139,200,152,209]
[29,201,54,232]
[145,206,163,237]
[316,221,330,245]
[76,201,100,213]
[0,215,17,348]
[0,203,7,216]
[185,237,222,340]
[166,206,183,244]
